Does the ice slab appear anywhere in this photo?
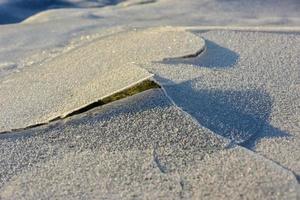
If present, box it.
[146,30,300,177]
[0,89,297,199]
[0,27,205,133]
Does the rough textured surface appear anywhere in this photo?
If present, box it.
[0,1,299,199]
[0,89,298,199]
[147,30,300,177]
[0,27,204,132]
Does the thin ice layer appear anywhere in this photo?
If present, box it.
[0,27,205,132]
[146,30,300,176]
[0,89,297,199]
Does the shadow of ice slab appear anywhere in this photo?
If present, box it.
[162,79,290,146]
[161,40,239,68]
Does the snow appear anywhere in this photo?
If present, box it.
[1,0,300,78]
[0,89,298,199]
[0,0,123,24]
[0,0,300,199]
[0,27,204,132]
[145,30,300,177]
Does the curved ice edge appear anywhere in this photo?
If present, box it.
[156,79,300,184]
[241,146,300,184]
[0,26,204,134]
[146,31,299,181]
[162,44,206,62]
[0,74,154,135]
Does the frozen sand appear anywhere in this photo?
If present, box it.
[0,27,204,132]
[0,89,298,199]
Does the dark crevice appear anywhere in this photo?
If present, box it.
[0,123,48,135]
[162,46,206,62]
[62,100,105,119]
[152,147,167,173]
[177,46,206,59]
[136,0,157,5]
[121,0,157,7]
[296,174,300,183]
[0,79,160,135]
[64,79,160,119]
[179,179,185,199]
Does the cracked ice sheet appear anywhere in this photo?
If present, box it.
[146,30,300,177]
[0,27,204,132]
[0,89,298,199]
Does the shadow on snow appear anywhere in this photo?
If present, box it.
[158,39,290,149]
[161,40,239,68]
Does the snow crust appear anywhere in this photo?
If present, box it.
[0,27,204,132]
[0,0,300,199]
[0,89,298,199]
[146,30,300,177]
[1,0,300,78]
